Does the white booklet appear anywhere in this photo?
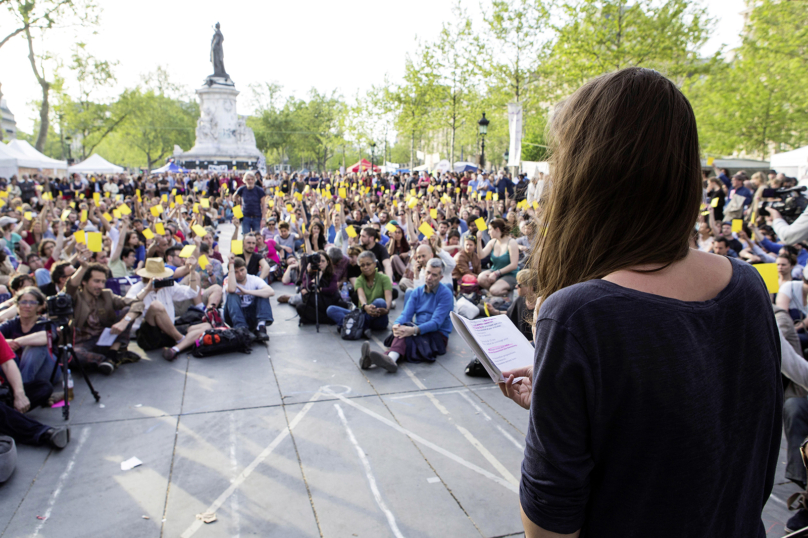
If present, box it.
[450,311,535,383]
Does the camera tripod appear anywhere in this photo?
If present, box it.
[298,266,321,333]
[46,319,100,421]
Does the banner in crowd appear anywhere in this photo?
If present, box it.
[508,102,523,168]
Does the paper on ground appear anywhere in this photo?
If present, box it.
[450,312,534,383]
[96,328,118,347]
[121,457,143,471]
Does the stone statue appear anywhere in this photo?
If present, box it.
[210,22,228,78]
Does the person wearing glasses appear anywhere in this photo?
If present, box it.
[0,287,59,388]
[326,251,392,335]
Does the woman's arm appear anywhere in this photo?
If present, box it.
[477,235,494,259]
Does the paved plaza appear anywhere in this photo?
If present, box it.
[0,281,800,537]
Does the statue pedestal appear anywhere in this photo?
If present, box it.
[178,79,262,170]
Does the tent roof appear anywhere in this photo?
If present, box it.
[69,154,124,174]
[771,146,808,168]
[0,142,48,169]
[6,140,67,169]
[347,158,379,173]
[150,161,188,174]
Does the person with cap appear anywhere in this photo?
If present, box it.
[65,244,145,375]
[224,254,273,341]
[125,257,213,362]
[235,171,266,234]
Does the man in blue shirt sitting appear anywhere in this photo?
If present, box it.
[235,171,266,234]
[360,258,452,373]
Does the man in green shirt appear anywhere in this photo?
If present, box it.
[326,251,393,332]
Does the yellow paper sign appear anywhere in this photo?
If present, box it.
[87,232,103,253]
[484,303,490,317]
[233,205,243,219]
[485,191,492,200]
[707,157,715,166]
[385,223,397,234]
[755,263,779,293]
[455,187,460,194]
[118,204,131,215]
[193,204,199,214]
[150,205,162,217]
[346,225,357,238]
[142,229,154,240]
[0,191,7,198]
[710,197,719,208]
[335,204,341,213]
[475,217,487,231]
[493,193,499,201]
[427,186,434,193]
[192,224,207,237]
[295,193,303,201]
[430,208,438,219]
[172,189,177,195]
[731,219,743,233]
[24,212,32,221]
[113,209,121,219]
[418,222,435,238]
[201,198,210,209]
[155,222,166,235]
[532,201,539,210]
[408,198,418,208]
[338,188,347,199]
[74,230,86,244]
[93,192,100,206]
[179,244,196,258]
[286,204,293,213]
[198,255,209,270]
[176,195,183,205]
[231,240,243,255]
[80,210,88,223]
[61,209,71,221]
[103,212,112,221]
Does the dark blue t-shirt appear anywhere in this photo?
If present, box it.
[521,259,782,536]
[235,186,266,218]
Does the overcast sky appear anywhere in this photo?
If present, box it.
[2,0,746,134]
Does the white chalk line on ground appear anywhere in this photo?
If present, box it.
[180,390,323,538]
[229,412,241,538]
[399,363,519,487]
[457,390,525,452]
[322,387,518,494]
[33,426,91,537]
[334,404,405,538]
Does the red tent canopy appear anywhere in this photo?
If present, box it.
[347,158,380,173]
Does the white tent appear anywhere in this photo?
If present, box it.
[771,146,808,180]
[5,139,67,172]
[435,159,452,173]
[69,154,124,174]
[521,161,550,178]
[0,142,60,178]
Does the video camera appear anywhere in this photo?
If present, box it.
[759,186,808,225]
[306,252,321,270]
[153,277,175,289]
[47,293,73,319]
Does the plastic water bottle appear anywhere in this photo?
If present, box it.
[340,282,350,303]
[67,369,74,401]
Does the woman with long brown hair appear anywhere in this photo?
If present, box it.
[387,224,410,282]
[500,68,781,537]
[476,218,519,296]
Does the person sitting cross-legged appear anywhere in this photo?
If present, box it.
[223,254,274,342]
[126,258,213,362]
[327,251,392,337]
[360,258,452,373]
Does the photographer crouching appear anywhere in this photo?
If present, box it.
[762,186,808,245]
[65,244,145,375]
[295,250,345,325]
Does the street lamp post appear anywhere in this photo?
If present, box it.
[64,136,73,165]
[477,113,489,171]
[370,142,376,175]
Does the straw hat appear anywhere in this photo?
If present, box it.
[136,258,175,279]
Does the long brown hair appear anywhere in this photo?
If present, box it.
[531,67,701,303]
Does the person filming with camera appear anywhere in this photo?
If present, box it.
[762,187,808,245]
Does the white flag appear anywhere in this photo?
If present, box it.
[508,102,523,168]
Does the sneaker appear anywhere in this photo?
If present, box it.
[391,300,396,309]
[363,328,372,340]
[360,342,371,369]
[253,325,269,343]
[368,350,398,373]
[118,350,142,364]
[786,509,808,533]
[162,347,178,362]
[41,427,70,449]
[97,361,115,375]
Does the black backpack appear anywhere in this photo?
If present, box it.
[191,326,254,357]
[340,308,366,340]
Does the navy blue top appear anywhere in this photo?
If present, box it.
[235,186,266,217]
[520,259,782,537]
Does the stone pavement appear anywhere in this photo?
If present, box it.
[0,279,799,537]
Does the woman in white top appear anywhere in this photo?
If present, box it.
[526,173,544,206]
[776,272,808,350]
[696,221,714,252]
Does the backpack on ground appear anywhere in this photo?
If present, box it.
[191,326,254,357]
[340,308,366,340]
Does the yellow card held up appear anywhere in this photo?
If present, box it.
[80,210,88,223]
[113,209,121,219]
[335,203,342,213]
[87,232,103,253]
[475,217,487,231]
[119,203,131,215]
[455,187,460,194]
[172,189,177,195]
[231,240,243,255]
[150,205,162,217]
[430,208,438,219]
[142,229,154,240]
[755,263,779,293]
[710,197,719,208]
[408,198,418,208]
[93,192,100,206]
[707,157,715,166]
[233,205,243,219]
[193,204,199,214]
[385,223,397,234]
[24,212,32,221]
[339,188,347,199]
[162,194,168,203]
[155,222,166,235]
[345,225,357,238]
[179,245,196,258]
[731,219,743,233]
[418,222,435,238]
[61,209,71,221]
[198,255,209,270]
[201,198,210,209]
[74,230,86,244]
[192,224,207,237]
[103,212,112,222]
[176,195,183,205]
[493,193,499,201]
[532,201,539,210]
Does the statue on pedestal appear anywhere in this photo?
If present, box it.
[209,22,228,79]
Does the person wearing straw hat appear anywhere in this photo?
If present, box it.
[126,258,213,362]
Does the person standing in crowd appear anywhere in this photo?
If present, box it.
[234,171,266,234]
[499,67,780,538]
